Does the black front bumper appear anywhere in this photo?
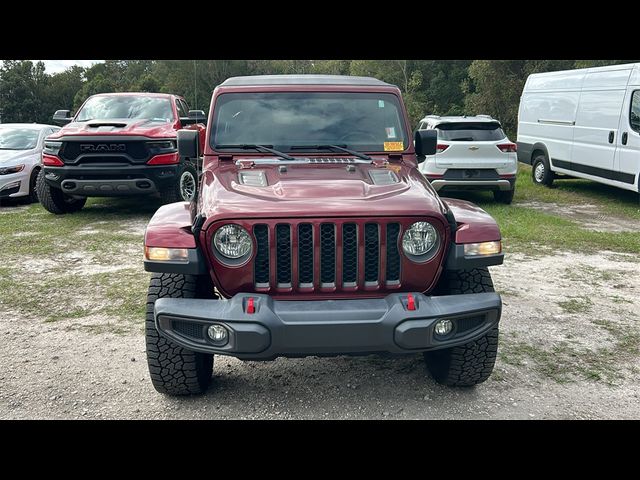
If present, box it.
[154,292,502,360]
[43,164,179,196]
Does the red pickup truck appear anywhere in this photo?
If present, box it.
[37,92,206,214]
[143,75,504,395]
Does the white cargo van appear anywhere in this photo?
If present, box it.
[517,62,640,194]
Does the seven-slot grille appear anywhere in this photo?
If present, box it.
[252,220,402,291]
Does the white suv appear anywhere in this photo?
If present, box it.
[417,115,518,204]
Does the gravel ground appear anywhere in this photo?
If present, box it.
[1,203,639,419]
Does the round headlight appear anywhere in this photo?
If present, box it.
[402,221,439,259]
[213,224,252,259]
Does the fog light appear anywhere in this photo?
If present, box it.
[207,324,228,344]
[434,319,453,336]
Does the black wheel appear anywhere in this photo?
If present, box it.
[27,168,40,203]
[493,188,514,204]
[159,162,198,204]
[424,268,499,386]
[35,169,87,214]
[531,153,554,187]
[145,273,214,395]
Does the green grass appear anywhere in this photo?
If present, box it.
[557,296,593,314]
[500,323,640,385]
[442,165,640,255]
[0,197,154,326]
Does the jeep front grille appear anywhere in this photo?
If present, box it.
[252,220,402,292]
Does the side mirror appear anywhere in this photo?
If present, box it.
[177,129,200,159]
[180,110,207,126]
[414,129,437,157]
[52,110,73,125]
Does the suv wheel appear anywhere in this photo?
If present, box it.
[532,153,554,187]
[159,162,198,204]
[494,187,515,204]
[145,273,215,395]
[35,169,87,214]
[424,268,499,386]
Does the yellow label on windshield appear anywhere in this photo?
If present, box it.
[384,142,404,151]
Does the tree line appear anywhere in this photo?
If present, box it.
[0,59,635,138]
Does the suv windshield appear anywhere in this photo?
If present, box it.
[75,95,174,122]
[211,92,407,152]
[437,122,506,141]
[0,128,39,150]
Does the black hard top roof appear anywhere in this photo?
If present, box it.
[219,74,393,87]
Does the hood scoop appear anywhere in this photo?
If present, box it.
[238,170,268,187]
[369,169,400,185]
[87,122,128,128]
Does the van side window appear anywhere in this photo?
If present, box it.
[630,91,640,133]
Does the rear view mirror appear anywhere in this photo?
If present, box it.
[414,129,437,157]
[52,110,73,125]
[177,129,200,159]
[181,110,207,126]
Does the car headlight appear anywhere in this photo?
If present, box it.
[402,221,439,261]
[213,224,252,260]
[0,164,25,175]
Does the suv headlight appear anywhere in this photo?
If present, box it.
[402,221,439,261]
[213,224,252,260]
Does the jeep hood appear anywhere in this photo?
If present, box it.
[200,158,448,220]
[50,118,177,139]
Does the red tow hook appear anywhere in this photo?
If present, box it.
[406,294,416,311]
[246,297,255,314]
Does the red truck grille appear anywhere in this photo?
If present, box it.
[252,220,402,291]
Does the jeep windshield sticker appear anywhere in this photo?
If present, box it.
[378,100,385,108]
[385,127,397,139]
[384,141,403,151]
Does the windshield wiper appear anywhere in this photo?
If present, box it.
[290,144,373,161]
[215,144,296,161]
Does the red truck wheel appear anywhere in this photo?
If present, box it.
[424,268,500,386]
[145,273,214,395]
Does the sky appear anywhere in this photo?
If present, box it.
[32,60,104,74]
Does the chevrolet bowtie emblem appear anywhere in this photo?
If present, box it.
[468,146,479,151]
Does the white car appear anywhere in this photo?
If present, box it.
[416,115,518,203]
[0,123,60,203]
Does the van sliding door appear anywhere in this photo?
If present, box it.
[571,69,630,180]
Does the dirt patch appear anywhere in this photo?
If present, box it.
[1,248,639,419]
[518,201,640,233]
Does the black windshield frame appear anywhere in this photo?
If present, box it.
[210,91,409,154]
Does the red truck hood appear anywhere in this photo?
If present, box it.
[200,157,448,221]
[50,118,178,139]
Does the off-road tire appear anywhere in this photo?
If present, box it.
[532,153,554,187]
[35,169,87,214]
[159,162,198,204]
[493,188,515,204]
[27,167,40,203]
[145,273,214,395]
[424,267,499,386]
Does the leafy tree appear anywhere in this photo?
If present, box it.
[0,60,49,123]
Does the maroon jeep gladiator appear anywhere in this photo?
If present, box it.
[143,75,504,395]
[37,92,206,214]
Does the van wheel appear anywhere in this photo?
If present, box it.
[532,154,554,187]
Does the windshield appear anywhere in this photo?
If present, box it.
[436,122,506,142]
[75,95,174,122]
[0,128,39,150]
[211,92,407,152]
